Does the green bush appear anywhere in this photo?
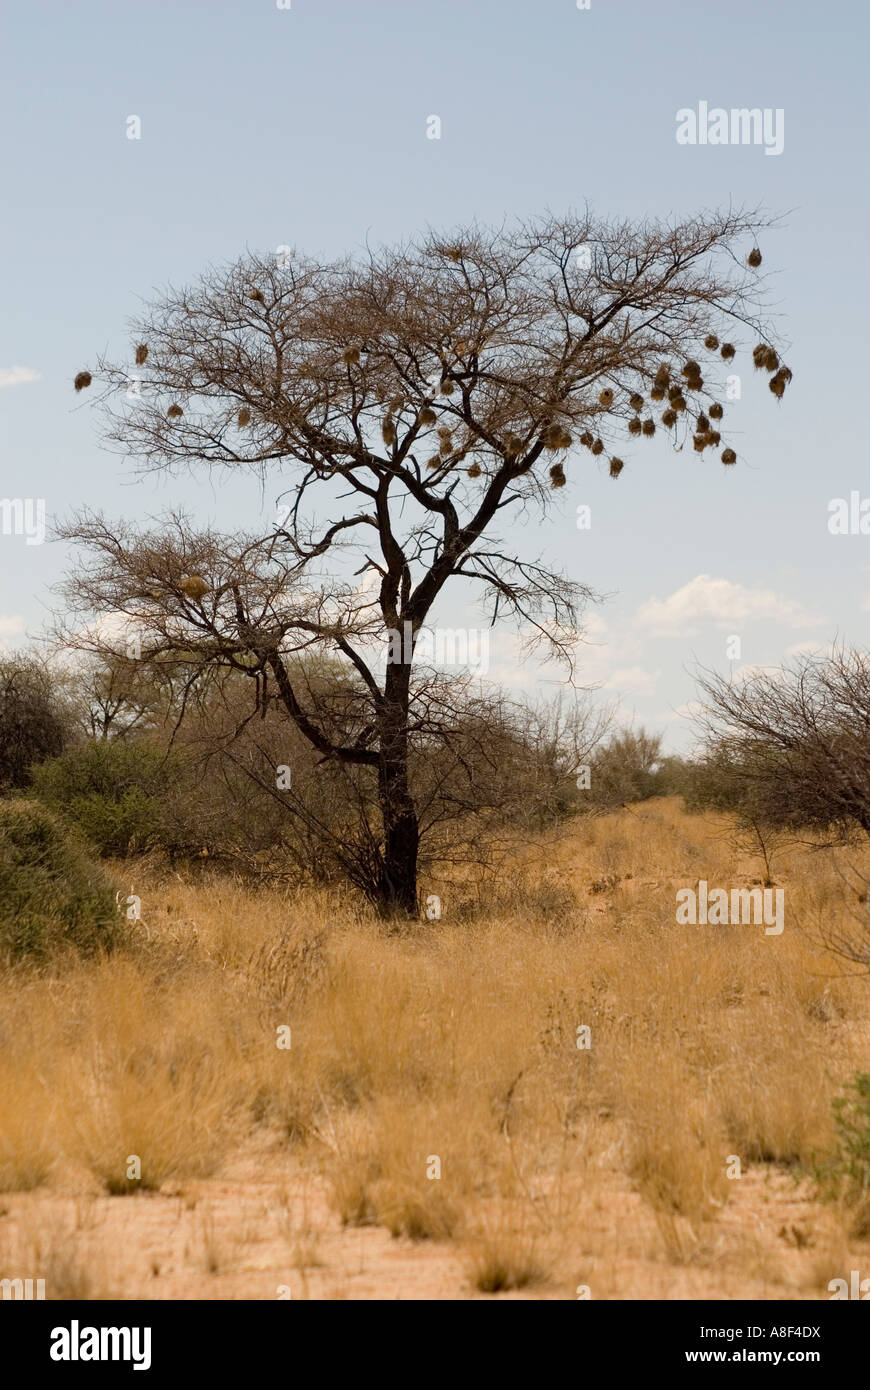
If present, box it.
[31,740,180,857]
[0,799,120,960]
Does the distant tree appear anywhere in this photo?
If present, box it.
[0,653,72,789]
[589,727,665,807]
[59,209,787,914]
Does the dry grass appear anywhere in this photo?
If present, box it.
[1,799,869,1298]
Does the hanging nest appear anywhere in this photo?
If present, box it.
[167,403,184,418]
[685,376,703,395]
[769,369,790,399]
[693,434,707,453]
[672,394,687,412]
[443,246,463,263]
[667,384,682,401]
[609,457,624,479]
[74,370,92,392]
[467,462,482,478]
[697,412,710,433]
[747,248,762,268]
[505,434,524,457]
[418,406,437,426]
[237,407,251,427]
[720,343,736,360]
[628,417,642,435]
[598,388,614,408]
[180,575,209,601]
[653,364,670,388]
[704,334,719,351]
[579,431,594,448]
[752,344,770,370]
[342,347,361,366]
[629,393,644,412]
[662,408,678,427]
[708,402,724,420]
[425,456,441,470]
[642,418,655,436]
[708,430,721,446]
[650,386,666,402]
[549,464,566,488]
[247,287,265,303]
[382,419,397,446]
[440,378,455,395]
[721,448,737,466]
[681,360,701,379]
[591,438,604,456]
[544,423,572,450]
[135,344,148,366]
[762,347,779,372]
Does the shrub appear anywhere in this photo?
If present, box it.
[817,1072,870,1206]
[0,654,72,790]
[31,740,181,856]
[0,800,120,960]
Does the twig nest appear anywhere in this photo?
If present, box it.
[697,412,710,432]
[721,448,737,465]
[708,430,721,446]
[237,407,251,427]
[720,343,736,360]
[672,394,687,412]
[704,334,719,351]
[549,463,566,488]
[769,368,790,399]
[653,364,670,388]
[598,388,614,408]
[544,424,572,450]
[662,407,678,427]
[418,406,437,425]
[135,344,148,366]
[439,378,454,395]
[681,360,701,378]
[167,403,184,418]
[180,575,209,601]
[425,456,441,470]
[641,418,655,436]
[629,393,645,413]
[628,417,642,435]
[247,287,265,302]
[579,431,594,448]
[650,386,666,402]
[693,434,707,453]
[708,402,724,420]
[454,340,468,355]
[752,343,770,370]
[342,347,361,365]
[505,434,524,457]
[443,246,463,262]
[685,375,703,394]
[382,419,397,446]
[591,438,604,455]
[74,370,92,392]
[747,248,762,268]
[762,347,779,372]
[609,457,624,478]
[467,462,482,478]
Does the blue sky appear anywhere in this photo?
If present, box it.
[1,0,868,746]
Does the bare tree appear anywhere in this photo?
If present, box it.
[695,647,870,844]
[59,210,788,915]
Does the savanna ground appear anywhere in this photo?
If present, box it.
[1,798,868,1300]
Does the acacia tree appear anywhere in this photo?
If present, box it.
[60,210,789,915]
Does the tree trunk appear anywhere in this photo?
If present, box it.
[376,660,419,917]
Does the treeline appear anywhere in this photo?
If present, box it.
[4,646,870,912]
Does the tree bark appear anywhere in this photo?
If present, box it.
[376,657,419,916]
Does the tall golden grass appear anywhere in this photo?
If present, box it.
[1,799,868,1297]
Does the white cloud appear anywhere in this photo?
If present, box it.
[636,574,820,637]
[0,366,41,389]
[603,664,659,696]
[0,615,25,652]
